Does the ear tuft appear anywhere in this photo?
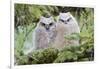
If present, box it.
[61,7,69,13]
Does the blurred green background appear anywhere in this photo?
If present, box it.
[14,4,94,65]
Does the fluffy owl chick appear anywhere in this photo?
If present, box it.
[34,16,57,50]
[52,12,80,50]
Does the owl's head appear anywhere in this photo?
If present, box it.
[38,16,56,31]
[58,12,76,25]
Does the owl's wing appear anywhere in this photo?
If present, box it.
[35,28,49,49]
[71,16,80,33]
[35,28,41,48]
[35,28,44,49]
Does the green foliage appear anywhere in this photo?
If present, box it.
[16,48,59,65]
[16,43,93,65]
[14,4,94,65]
[14,4,59,29]
[54,50,78,63]
[30,48,58,64]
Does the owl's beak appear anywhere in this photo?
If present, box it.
[46,25,49,30]
[65,22,67,24]
[65,21,68,24]
[46,27,49,30]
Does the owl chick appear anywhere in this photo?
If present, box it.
[34,16,57,50]
[52,12,80,50]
